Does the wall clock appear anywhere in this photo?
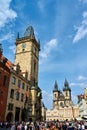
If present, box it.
[22,43,26,49]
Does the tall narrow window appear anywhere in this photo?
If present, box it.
[8,103,13,110]
[22,82,25,89]
[12,76,16,84]
[16,92,20,100]
[21,94,24,102]
[3,75,7,86]
[18,79,21,87]
[10,89,14,99]
[66,91,68,97]
[55,94,56,98]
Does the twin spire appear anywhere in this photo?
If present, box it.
[53,80,58,92]
[53,78,71,92]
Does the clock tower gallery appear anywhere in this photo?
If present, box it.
[14,26,40,86]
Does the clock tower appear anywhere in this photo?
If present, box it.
[14,26,40,86]
[14,26,42,121]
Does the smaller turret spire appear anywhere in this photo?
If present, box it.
[63,78,71,91]
[53,80,58,92]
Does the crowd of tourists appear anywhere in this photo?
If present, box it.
[9,120,87,130]
[1,120,87,130]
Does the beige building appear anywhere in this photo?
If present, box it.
[14,26,42,121]
[0,26,42,122]
[5,64,31,122]
[14,26,40,86]
[46,79,79,121]
[46,105,79,121]
[77,88,87,119]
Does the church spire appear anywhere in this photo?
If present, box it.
[53,80,58,92]
[63,78,71,91]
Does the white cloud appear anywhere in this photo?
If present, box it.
[37,0,53,13]
[83,0,87,3]
[0,0,17,28]
[70,82,87,88]
[37,0,45,12]
[40,38,57,60]
[0,32,14,42]
[73,11,87,43]
[80,0,87,3]
[77,75,87,81]
[9,45,16,54]
[83,12,87,18]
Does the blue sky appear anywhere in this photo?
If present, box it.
[0,0,87,109]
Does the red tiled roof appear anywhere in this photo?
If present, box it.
[0,55,14,69]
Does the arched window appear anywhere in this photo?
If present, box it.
[66,91,68,97]
[60,102,64,108]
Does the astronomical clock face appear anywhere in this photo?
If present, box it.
[22,43,26,49]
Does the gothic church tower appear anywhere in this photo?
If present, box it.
[53,81,59,109]
[63,78,72,106]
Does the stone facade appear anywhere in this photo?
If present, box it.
[14,26,42,121]
[0,26,42,122]
[0,49,10,122]
[53,79,72,109]
[5,67,30,122]
[77,88,87,119]
[14,27,40,86]
[46,105,79,121]
[46,79,79,121]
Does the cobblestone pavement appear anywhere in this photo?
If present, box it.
[0,128,10,130]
